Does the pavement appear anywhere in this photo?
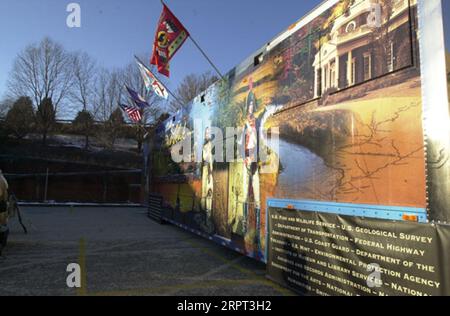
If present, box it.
[0,206,295,296]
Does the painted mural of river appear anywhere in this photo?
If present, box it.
[266,137,338,201]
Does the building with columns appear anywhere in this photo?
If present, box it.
[313,0,413,98]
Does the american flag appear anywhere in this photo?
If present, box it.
[120,104,142,123]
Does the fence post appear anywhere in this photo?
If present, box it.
[44,168,49,202]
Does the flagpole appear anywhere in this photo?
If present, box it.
[134,55,185,108]
[188,36,224,80]
[160,0,225,80]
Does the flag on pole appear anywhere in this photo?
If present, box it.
[120,104,142,123]
[135,57,169,100]
[150,4,190,77]
[125,86,149,109]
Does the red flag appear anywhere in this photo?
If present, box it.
[150,4,190,77]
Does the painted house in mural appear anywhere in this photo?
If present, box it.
[314,0,412,96]
[148,0,450,296]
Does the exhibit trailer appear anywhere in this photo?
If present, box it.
[147,0,450,296]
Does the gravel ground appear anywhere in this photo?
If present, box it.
[0,206,294,296]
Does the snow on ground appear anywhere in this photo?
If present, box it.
[25,134,138,153]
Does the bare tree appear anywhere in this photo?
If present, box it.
[72,110,95,150]
[92,68,125,148]
[122,61,163,152]
[105,108,125,149]
[7,37,73,116]
[71,52,97,149]
[170,71,218,112]
[71,52,97,112]
[91,57,167,151]
[93,69,124,122]
[36,97,56,145]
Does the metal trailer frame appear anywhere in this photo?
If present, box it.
[147,0,450,264]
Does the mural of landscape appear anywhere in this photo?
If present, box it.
[150,0,426,260]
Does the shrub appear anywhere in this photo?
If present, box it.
[5,97,35,139]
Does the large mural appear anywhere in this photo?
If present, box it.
[151,0,426,260]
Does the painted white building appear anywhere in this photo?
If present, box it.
[313,0,412,97]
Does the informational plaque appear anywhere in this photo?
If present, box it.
[267,208,450,296]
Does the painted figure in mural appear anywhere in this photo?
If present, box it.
[201,127,214,232]
[241,80,262,250]
[237,78,285,254]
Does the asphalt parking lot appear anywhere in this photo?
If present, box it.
[0,206,294,296]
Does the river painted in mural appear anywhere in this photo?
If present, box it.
[267,137,334,200]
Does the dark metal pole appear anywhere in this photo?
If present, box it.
[188,36,225,80]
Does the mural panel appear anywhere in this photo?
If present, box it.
[151,0,426,260]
